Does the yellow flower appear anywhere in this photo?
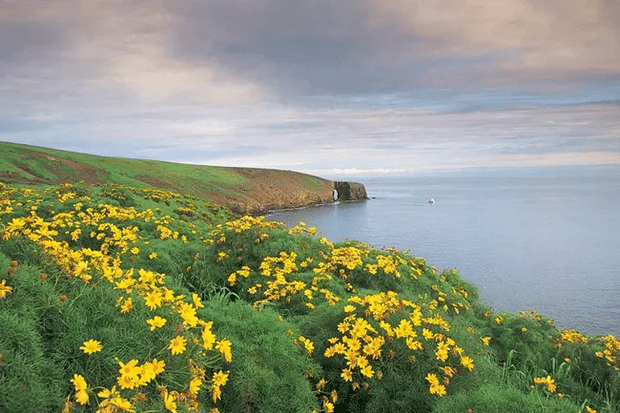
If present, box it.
[118,359,140,378]
[151,358,166,375]
[460,356,474,372]
[211,371,229,402]
[426,373,447,396]
[168,336,187,355]
[163,389,177,413]
[344,305,356,313]
[70,374,88,391]
[0,279,13,298]
[533,376,556,393]
[146,316,167,331]
[189,377,202,397]
[216,339,232,362]
[179,302,199,327]
[192,293,204,308]
[202,323,216,350]
[360,365,374,378]
[341,368,353,382]
[117,373,139,390]
[144,290,163,310]
[149,252,158,259]
[120,297,132,313]
[79,339,102,355]
[139,362,157,385]
[75,389,89,405]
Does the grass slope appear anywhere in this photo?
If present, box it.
[1,182,618,413]
[0,141,334,214]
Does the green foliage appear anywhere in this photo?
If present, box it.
[2,180,620,413]
[202,299,320,413]
[433,382,581,413]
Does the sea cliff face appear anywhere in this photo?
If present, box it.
[333,181,368,202]
[226,170,368,215]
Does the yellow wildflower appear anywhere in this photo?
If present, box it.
[0,279,13,298]
[146,316,167,331]
[189,377,202,397]
[460,356,474,372]
[168,336,187,355]
[202,323,216,350]
[144,290,163,310]
[118,359,140,379]
[192,293,204,308]
[151,358,166,375]
[117,373,139,390]
[71,374,88,391]
[533,376,557,393]
[75,389,89,405]
[211,371,229,402]
[341,369,353,382]
[120,297,132,313]
[79,339,102,355]
[179,302,199,327]
[426,373,447,396]
[216,339,233,362]
[163,389,177,413]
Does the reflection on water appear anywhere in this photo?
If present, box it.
[267,166,620,337]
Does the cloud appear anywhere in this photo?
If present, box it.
[166,119,236,135]
[160,0,619,96]
[0,0,618,174]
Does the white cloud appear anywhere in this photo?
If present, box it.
[165,119,237,136]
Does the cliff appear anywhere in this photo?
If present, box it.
[334,181,369,202]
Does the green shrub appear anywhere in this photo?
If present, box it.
[202,299,320,413]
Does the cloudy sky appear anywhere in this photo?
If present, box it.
[1,0,619,177]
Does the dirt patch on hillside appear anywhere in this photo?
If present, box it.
[26,151,109,185]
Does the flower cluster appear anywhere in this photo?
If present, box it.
[595,334,620,371]
[324,291,474,397]
[0,183,232,411]
[533,375,557,393]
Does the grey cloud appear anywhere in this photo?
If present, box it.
[161,0,620,97]
[164,0,435,94]
[0,20,66,63]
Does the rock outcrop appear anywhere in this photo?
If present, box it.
[333,181,368,202]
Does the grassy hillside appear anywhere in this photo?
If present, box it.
[1,180,618,412]
[0,142,334,214]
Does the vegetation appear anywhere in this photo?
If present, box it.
[1,179,619,412]
[0,142,334,215]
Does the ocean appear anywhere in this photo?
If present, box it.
[266,165,620,337]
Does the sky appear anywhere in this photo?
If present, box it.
[1,0,619,178]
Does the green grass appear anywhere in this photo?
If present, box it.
[0,141,246,189]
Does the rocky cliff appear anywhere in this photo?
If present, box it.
[333,181,369,202]
[226,170,368,215]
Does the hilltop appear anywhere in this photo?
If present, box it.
[0,141,343,215]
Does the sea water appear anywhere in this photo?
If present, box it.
[266,165,620,337]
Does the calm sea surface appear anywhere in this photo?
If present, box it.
[266,165,620,337]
